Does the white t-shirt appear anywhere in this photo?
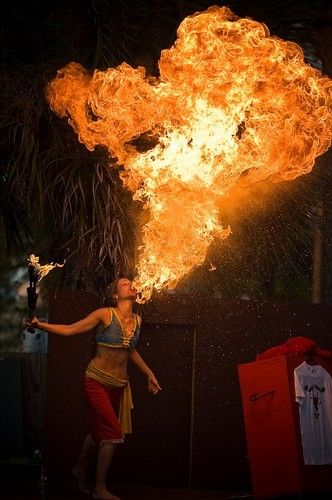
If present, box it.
[294,361,332,465]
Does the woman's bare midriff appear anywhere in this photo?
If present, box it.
[93,344,130,379]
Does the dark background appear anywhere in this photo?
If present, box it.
[1,0,332,495]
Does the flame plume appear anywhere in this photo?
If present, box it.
[46,6,332,302]
[28,254,65,281]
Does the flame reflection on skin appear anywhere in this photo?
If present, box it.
[46,6,332,302]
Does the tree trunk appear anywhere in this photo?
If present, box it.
[321,147,332,303]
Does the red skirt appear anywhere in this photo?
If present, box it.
[83,376,124,445]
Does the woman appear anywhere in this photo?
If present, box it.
[26,277,161,500]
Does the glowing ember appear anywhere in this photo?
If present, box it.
[46,6,332,302]
[28,254,65,281]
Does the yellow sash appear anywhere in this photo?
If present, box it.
[85,359,133,434]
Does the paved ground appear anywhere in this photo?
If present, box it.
[1,465,331,500]
[3,479,332,500]
[0,461,252,499]
[2,479,248,500]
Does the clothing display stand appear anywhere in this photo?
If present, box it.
[237,355,332,498]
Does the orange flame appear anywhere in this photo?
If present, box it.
[28,254,65,281]
[46,6,332,302]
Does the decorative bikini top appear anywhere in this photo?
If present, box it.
[96,308,141,351]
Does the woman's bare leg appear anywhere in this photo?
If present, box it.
[72,433,97,494]
[92,441,120,500]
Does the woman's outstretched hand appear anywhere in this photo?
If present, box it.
[148,374,162,395]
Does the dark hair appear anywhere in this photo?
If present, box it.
[104,277,124,306]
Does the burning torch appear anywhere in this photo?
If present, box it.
[27,258,39,333]
[26,254,65,333]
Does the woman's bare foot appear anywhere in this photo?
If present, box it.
[72,465,91,495]
[92,488,120,500]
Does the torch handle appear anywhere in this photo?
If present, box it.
[27,310,36,333]
[27,286,39,334]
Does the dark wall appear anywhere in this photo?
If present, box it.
[0,359,24,457]
[44,292,332,490]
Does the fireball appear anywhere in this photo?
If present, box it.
[46,6,332,302]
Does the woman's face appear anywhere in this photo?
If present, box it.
[116,278,137,301]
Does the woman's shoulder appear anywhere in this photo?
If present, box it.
[93,307,113,320]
